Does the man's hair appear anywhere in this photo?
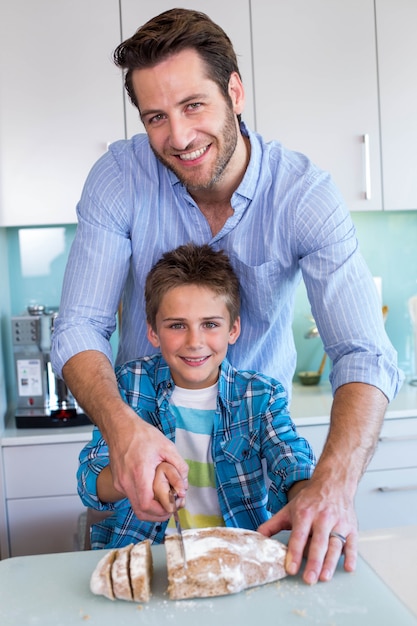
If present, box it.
[145,243,240,330]
[113,8,242,120]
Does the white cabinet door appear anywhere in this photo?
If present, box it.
[251,0,382,212]
[7,495,85,556]
[0,0,124,226]
[3,442,83,498]
[376,0,417,211]
[356,468,417,530]
[120,1,255,139]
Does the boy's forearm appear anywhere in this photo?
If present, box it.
[288,479,309,501]
[97,465,125,503]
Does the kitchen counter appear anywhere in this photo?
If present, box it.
[1,380,416,444]
[359,525,417,618]
[291,379,417,426]
[1,536,416,625]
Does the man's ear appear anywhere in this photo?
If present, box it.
[228,71,245,116]
[147,323,160,348]
[228,316,241,345]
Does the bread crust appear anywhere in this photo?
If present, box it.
[90,540,152,603]
[165,527,287,600]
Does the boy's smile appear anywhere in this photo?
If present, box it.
[147,284,240,389]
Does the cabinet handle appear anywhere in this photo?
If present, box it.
[362,133,372,200]
[378,434,417,443]
[377,484,417,493]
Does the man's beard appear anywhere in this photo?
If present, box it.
[150,107,238,191]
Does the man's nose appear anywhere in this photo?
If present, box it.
[168,116,194,151]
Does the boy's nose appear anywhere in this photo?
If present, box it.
[185,327,203,348]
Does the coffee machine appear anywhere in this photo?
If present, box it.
[12,305,91,428]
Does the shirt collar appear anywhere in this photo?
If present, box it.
[154,354,234,408]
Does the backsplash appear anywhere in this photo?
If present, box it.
[1,210,417,421]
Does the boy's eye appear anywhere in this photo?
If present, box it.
[204,321,218,329]
[170,323,185,329]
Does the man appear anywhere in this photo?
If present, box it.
[51,8,402,584]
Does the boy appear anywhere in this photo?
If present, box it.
[77,243,315,549]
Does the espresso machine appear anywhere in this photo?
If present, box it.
[11,305,91,428]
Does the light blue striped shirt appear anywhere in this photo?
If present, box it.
[52,122,403,401]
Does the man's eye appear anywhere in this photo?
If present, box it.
[187,102,202,111]
[146,113,165,126]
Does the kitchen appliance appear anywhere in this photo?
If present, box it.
[11,305,90,428]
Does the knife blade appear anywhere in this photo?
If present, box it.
[169,489,187,569]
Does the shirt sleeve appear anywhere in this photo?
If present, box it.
[256,383,316,511]
[294,170,404,400]
[77,426,127,512]
[51,147,132,378]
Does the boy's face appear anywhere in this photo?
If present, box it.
[147,284,240,389]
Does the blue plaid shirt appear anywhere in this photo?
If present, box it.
[77,355,315,549]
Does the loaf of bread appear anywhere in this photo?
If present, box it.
[165,527,287,600]
[90,539,152,603]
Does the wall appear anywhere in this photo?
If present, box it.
[0,228,11,428]
[293,210,417,381]
[1,210,416,417]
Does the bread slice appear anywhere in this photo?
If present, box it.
[90,539,153,603]
[111,544,133,601]
[90,549,117,600]
[165,527,287,600]
[130,540,153,602]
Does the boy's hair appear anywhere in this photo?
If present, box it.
[145,243,240,330]
[113,8,242,122]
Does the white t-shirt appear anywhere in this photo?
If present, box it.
[167,382,224,530]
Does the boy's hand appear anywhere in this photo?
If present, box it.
[153,461,187,513]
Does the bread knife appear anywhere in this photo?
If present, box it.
[169,489,187,569]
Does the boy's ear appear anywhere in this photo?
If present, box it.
[228,316,241,345]
[147,323,160,348]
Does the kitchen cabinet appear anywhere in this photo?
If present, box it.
[0,430,92,558]
[1,383,416,558]
[375,0,417,211]
[120,0,255,139]
[0,0,124,226]
[298,415,417,530]
[251,0,382,212]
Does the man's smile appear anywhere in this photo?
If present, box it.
[177,145,209,161]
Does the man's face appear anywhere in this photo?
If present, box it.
[131,48,243,191]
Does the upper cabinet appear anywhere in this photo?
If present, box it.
[120,0,255,140]
[0,0,124,226]
[0,2,415,226]
[251,0,382,212]
[376,0,417,211]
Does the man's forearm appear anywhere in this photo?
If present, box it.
[312,382,388,496]
[62,350,137,441]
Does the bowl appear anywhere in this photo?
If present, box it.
[298,371,321,386]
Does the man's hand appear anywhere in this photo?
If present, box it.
[108,414,189,521]
[62,351,189,521]
[258,477,357,584]
[259,382,387,584]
